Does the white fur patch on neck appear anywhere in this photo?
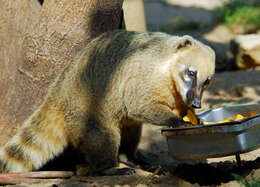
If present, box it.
[180,83,189,102]
[178,64,189,82]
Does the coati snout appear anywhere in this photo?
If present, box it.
[186,69,212,109]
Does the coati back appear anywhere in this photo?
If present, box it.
[0,30,215,174]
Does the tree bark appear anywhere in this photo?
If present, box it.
[0,0,124,146]
[123,0,146,31]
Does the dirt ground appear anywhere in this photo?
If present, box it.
[2,1,260,187]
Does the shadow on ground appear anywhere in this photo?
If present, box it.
[140,136,260,186]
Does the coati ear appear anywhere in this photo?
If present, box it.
[176,35,194,50]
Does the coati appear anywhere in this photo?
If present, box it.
[0,30,215,175]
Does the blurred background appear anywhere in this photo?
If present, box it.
[123,0,260,110]
[123,0,260,72]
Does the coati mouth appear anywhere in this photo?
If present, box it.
[187,90,202,109]
[192,99,201,108]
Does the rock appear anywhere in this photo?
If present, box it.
[203,25,234,44]
[231,34,260,69]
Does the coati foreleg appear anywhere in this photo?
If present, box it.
[120,123,142,160]
[119,122,142,166]
[129,103,192,128]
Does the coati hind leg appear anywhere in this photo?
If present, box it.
[74,117,135,176]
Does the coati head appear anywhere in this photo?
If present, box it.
[169,36,215,109]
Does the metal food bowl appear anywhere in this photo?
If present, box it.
[161,104,260,160]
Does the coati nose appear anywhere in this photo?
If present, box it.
[192,100,201,108]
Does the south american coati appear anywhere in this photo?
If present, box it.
[0,30,215,175]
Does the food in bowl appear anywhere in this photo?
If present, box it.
[183,110,258,126]
[182,109,199,125]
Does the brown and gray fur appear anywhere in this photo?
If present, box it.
[0,30,215,174]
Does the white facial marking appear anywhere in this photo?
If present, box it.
[180,84,189,102]
[177,66,198,103]
[189,66,196,72]
[183,74,190,82]
[177,64,189,102]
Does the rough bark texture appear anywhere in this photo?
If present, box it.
[123,0,147,31]
[0,0,124,146]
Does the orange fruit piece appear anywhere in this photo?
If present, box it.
[183,109,199,125]
[234,114,245,121]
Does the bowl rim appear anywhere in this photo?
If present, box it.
[161,104,260,136]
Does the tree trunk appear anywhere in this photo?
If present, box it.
[0,0,124,146]
[123,0,146,31]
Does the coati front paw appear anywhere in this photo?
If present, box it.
[166,117,194,128]
[177,121,194,128]
[119,154,140,169]
[103,167,136,176]
[76,164,136,176]
[121,168,136,175]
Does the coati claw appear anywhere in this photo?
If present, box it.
[125,168,136,175]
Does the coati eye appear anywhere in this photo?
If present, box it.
[187,70,196,78]
[183,68,196,82]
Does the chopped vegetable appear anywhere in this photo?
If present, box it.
[203,121,214,125]
[234,114,244,121]
[183,109,199,125]
[217,118,232,124]
[182,109,256,126]
[204,114,247,125]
